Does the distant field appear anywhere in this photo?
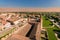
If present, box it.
[0,27,16,39]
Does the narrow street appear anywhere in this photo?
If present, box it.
[26,23,38,40]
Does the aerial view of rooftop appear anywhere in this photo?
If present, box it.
[0,0,60,40]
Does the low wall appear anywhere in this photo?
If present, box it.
[36,23,41,40]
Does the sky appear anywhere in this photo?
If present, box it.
[0,0,60,8]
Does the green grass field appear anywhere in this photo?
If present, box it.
[42,16,57,40]
[47,28,57,40]
[42,16,53,27]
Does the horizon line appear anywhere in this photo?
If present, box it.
[0,8,60,12]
